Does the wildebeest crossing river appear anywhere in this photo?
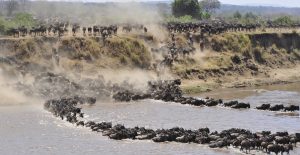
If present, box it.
[0,83,300,155]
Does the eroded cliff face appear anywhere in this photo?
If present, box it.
[209,32,300,53]
[0,36,152,76]
[170,32,300,93]
[1,32,300,91]
[248,33,300,50]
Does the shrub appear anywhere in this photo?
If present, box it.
[0,13,36,34]
[166,15,195,23]
[12,13,36,28]
[172,0,201,18]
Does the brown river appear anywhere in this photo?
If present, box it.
[0,83,300,155]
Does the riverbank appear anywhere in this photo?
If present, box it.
[1,33,300,155]
[1,31,300,95]
[177,32,300,94]
[1,82,300,155]
[181,64,300,94]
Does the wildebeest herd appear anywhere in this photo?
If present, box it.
[166,21,258,35]
[44,90,300,155]
[6,22,147,38]
[36,73,300,155]
[166,20,300,35]
[6,19,300,38]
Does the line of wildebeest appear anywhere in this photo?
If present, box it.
[112,79,299,112]
[6,20,300,38]
[44,79,299,155]
[6,23,147,38]
[166,20,300,34]
[7,23,120,38]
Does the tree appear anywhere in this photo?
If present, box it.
[233,11,242,19]
[245,12,257,20]
[12,13,36,28]
[244,12,257,24]
[201,11,211,19]
[172,0,201,18]
[199,0,221,14]
[274,16,293,26]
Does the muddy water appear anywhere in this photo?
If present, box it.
[1,83,300,155]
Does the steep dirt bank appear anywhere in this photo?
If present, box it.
[0,36,152,76]
[178,32,300,94]
[1,32,300,94]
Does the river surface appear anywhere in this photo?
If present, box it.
[0,83,300,155]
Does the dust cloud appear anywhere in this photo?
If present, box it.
[0,69,40,105]
[0,0,179,105]
[28,1,164,25]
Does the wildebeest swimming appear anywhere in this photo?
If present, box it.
[23,71,297,155]
[44,95,300,155]
[256,104,299,112]
[112,79,299,113]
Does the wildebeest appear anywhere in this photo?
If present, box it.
[122,25,132,33]
[18,26,28,36]
[240,140,252,153]
[7,28,19,37]
[256,104,271,110]
[267,144,284,155]
[270,104,285,111]
[72,24,80,36]
[284,105,299,112]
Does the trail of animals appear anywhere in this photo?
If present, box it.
[6,23,144,38]
[44,79,299,155]
[6,19,300,38]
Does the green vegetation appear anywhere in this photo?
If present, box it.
[166,15,196,23]
[171,0,221,20]
[273,16,293,26]
[11,13,36,28]
[228,12,260,24]
[0,13,36,34]
[233,11,242,19]
[172,0,201,18]
[224,11,300,26]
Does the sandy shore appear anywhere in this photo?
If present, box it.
[181,64,300,94]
